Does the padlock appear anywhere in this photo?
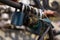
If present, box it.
[11,5,25,26]
[11,0,18,2]
[28,20,46,35]
[27,9,50,34]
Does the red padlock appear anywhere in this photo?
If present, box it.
[11,0,18,2]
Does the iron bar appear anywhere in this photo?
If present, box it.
[0,0,21,9]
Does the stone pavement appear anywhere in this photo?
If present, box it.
[0,29,38,40]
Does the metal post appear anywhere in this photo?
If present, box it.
[48,27,54,40]
[0,0,21,9]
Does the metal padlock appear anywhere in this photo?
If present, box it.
[11,5,25,26]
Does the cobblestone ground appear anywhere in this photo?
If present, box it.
[0,22,60,40]
[0,29,39,40]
